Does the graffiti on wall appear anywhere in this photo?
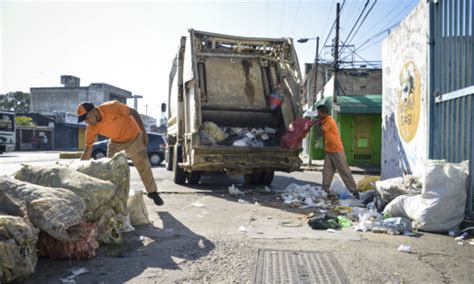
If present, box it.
[397,61,421,143]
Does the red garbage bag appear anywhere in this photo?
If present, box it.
[280,118,314,149]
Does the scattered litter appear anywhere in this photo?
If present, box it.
[455,232,468,241]
[354,211,383,232]
[469,241,474,246]
[338,199,364,208]
[330,175,351,199]
[254,202,261,206]
[139,236,145,241]
[397,245,411,253]
[308,214,340,230]
[198,239,206,249]
[191,203,205,208]
[279,220,303,227]
[229,184,245,195]
[238,199,249,204]
[371,217,412,235]
[264,186,272,193]
[457,242,464,246]
[448,230,457,237]
[326,229,337,233]
[357,176,380,192]
[282,183,328,208]
[337,216,353,228]
[238,226,247,232]
[60,267,89,284]
[334,205,352,214]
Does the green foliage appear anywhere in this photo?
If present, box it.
[0,92,31,112]
[16,116,36,127]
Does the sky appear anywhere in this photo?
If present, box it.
[1,0,419,119]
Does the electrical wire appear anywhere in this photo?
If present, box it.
[344,0,378,50]
[279,0,286,35]
[290,0,302,35]
[320,0,336,46]
[318,0,346,59]
[339,0,370,56]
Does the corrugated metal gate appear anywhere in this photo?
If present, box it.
[429,0,474,217]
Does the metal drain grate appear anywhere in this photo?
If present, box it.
[254,250,349,284]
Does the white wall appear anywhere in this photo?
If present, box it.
[381,1,429,179]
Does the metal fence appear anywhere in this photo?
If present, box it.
[429,0,474,217]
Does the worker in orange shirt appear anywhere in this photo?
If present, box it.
[315,105,359,199]
[76,101,164,206]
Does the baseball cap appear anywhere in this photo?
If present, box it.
[76,102,95,123]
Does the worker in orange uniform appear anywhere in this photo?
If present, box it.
[315,104,359,199]
[76,101,164,206]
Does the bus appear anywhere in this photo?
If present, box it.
[0,111,15,154]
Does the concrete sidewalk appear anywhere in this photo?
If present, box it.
[300,155,381,175]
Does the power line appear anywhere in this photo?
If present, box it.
[354,0,404,42]
[340,20,400,62]
[345,0,378,49]
[320,0,336,46]
[355,0,416,47]
[319,0,346,59]
[339,0,370,56]
[290,0,302,35]
[279,0,286,35]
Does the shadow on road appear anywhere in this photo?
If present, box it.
[26,212,215,283]
[175,171,323,214]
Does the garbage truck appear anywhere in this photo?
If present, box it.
[166,29,303,185]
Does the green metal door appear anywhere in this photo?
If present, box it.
[353,116,373,162]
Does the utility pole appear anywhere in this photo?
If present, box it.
[333,2,340,104]
[312,37,320,108]
[309,37,319,168]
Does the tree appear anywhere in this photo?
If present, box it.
[0,92,31,112]
[15,116,36,127]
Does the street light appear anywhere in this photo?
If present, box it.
[297,37,318,43]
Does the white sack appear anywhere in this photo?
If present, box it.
[384,160,468,232]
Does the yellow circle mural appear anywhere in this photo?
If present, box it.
[397,61,421,143]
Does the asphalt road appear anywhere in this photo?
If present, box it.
[1,151,473,283]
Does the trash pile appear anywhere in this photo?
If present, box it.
[199,121,278,147]
[0,152,146,282]
[302,160,471,242]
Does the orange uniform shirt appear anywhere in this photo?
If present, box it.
[321,115,344,153]
[85,101,140,146]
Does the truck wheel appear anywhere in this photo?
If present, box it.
[173,145,186,184]
[166,146,174,171]
[244,173,261,185]
[187,171,202,185]
[260,170,274,185]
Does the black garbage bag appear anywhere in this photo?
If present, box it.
[308,214,340,230]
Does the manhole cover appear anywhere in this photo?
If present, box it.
[254,250,349,284]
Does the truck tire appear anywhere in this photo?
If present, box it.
[173,145,186,184]
[187,171,202,185]
[260,170,275,185]
[244,173,261,185]
[166,146,174,171]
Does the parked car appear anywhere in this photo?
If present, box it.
[92,132,167,166]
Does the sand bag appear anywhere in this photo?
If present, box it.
[127,190,150,226]
[15,164,117,222]
[38,222,98,260]
[202,121,227,143]
[0,176,85,241]
[0,215,39,283]
[384,160,468,232]
[72,152,130,216]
